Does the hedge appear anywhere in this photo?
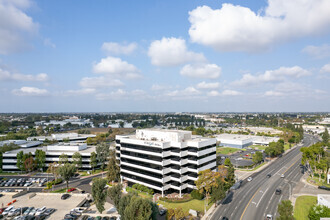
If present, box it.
[132,183,154,195]
[159,194,193,203]
[191,190,204,200]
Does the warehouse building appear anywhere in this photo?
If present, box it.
[115,129,217,197]
[216,134,280,149]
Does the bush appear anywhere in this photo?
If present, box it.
[54,178,63,185]
[191,190,204,200]
[130,183,154,195]
[132,183,138,189]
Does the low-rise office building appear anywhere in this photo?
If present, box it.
[27,133,96,142]
[115,129,217,197]
[0,140,42,148]
[216,134,280,149]
[2,143,96,172]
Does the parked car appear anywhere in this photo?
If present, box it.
[44,208,55,216]
[2,206,14,215]
[35,206,46,216]
[318,186,330,191]
[24,207,33,215]
[29,207,37,216]
[68,188,76,192]
[8,208,18,217]
[159,209,166,216]
[61,194,70,200]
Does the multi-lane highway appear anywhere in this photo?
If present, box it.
[211,134,319,220]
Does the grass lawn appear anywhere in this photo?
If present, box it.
[294,195,317,220]
[79,169,103,176]
[250,145,268,151]
[238,162,266,171]
[50,188,67,193]
[284,143,292,151]
[307,176,330,188]
[216,147,243,155]
[126,187,152,199]
[158,199,213,215]
[0,172,21,176]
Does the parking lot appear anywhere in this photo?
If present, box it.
[0,192,87,219]
[0,177,52,189]
[218,149,266,167]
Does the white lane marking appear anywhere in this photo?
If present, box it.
[256,187,269,207]
[235,206,238,210]
[266,192,275,211]
[252,202,256,205]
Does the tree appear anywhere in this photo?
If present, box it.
[47,162,59,180]
[57,163,76,189]
[224,158,232,167]
[195,169,221,212]
[277,200,294,220]
[92,178,107,214]
[308,204,330,220]
[117,191,137,218]
[210,178,226,206]
[59,153,69,165]
[107,150,120,182]
[108,183,122,208]
[252,151,263,164]
[72,152,82,170]
[16,151,24,171]
[35,149,46,171]
[96,143,110,171]
[24,156,35,172]
[124,196,152,220]
[225,164,235,187]
[322,128,329,144]
[119,121,125,128]
[90,152,98,172]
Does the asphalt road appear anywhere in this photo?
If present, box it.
[211,134,318,220]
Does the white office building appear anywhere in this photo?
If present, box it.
[216,134,280,149]
[115,129,217,197]
[2,143,97,172]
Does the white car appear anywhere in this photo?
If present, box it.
[281,174,285,178]
[29,208,37,216]
[35,206,46,216]
[247,177,253,182]
[2,206,14,215]
[8,208,17,217]
[71,207,85,213]
[266,214,273,220]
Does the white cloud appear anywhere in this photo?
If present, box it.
[0,68,49,81]
[166,86,201,98]
[64,88,96,96]
[320,63,330,73]
[93,56,141,79]
[232,66,311,86]
[208,89,242,96]
[12,86,48,96]
[96,89,147,100]
[264,90,284,97]
[0,0,38,54]
[151,84,168,91]
[148,37,206,67]
[101,42,137,55]
[180,63,221,79]
[196,81,220,89]
[188,0,330,52]
[302,44,330,59]
[79,76,124,88]
[43,38,56,48]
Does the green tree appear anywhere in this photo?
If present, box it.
[210,178,226,206]
[252,151,263,164]
[107,150,120,182]
[225,163,236,187]
[59,153,69,165]
[124,196,152,220]
[16,151,24,171]
[57,163,76,189]
[117,191,137,219]
[24,156,35,172]
[92,178,107,214]
[224,158,232,167]
[72,152,82,170]
[322,128,329,144]
[90,152,98,172]
[96,143,110,171]
[35,149,46,171]
[108,183,123,208]
[308,204,330,220]
[277,200,294,220]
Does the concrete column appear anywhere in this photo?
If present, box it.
[179,189,181,198]
[162,190,164,197]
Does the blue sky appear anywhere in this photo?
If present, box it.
[0,0,330,112]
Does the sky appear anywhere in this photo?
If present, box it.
[0,0,330,113]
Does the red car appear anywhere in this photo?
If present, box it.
[0,207,6,214]
[67,188,76,192]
